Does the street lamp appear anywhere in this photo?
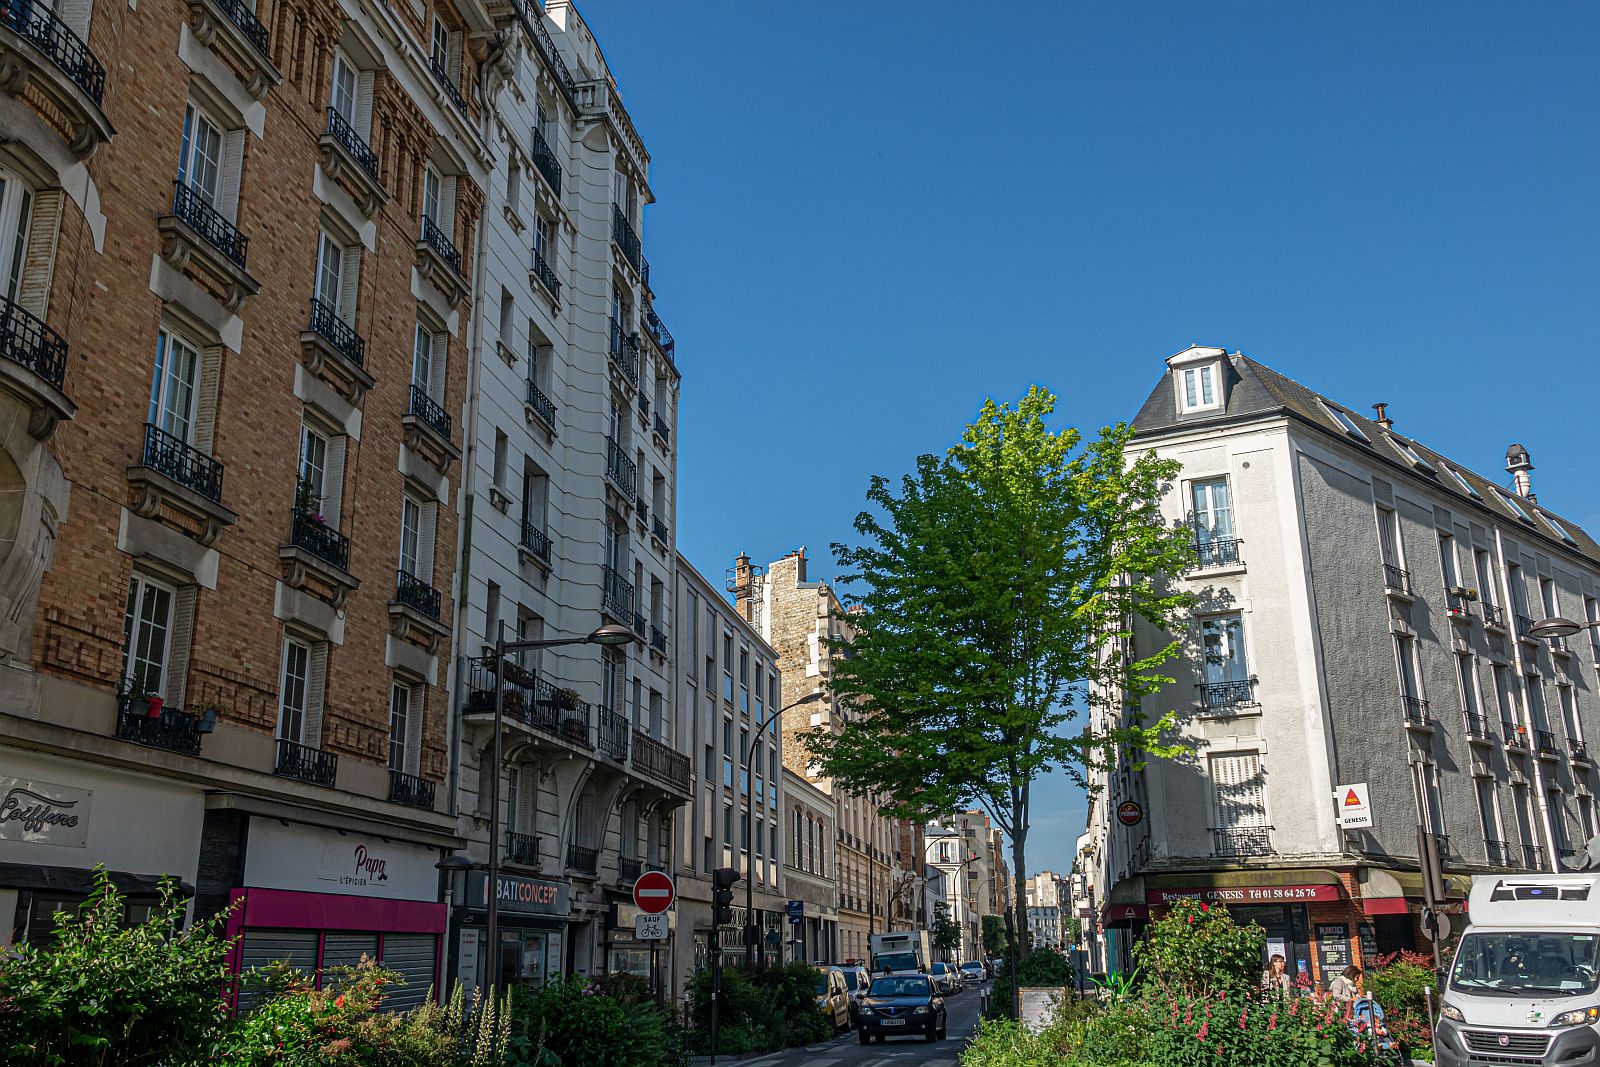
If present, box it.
[474,620,637,989]
[745,688,825,969]
[1529,616,1600,640]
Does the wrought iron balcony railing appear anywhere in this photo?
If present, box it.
[1465,712,1494,741]
[1403,695,1431,727]
[1383,563,1411,596]
[1446,591,1474,618]
[2,0,106,103]
[0,293,69,391]
[597,705,630,762]
[611,203,641,272]
[172,182,249,270]
[637,393,650,418]
[1535,729,1559,755]
[634,495,648,524]
[1503,720,1529,748]
[514,0,575,96]
[141,423,224,501]
[1570,737,1591,762]
[1202,680,1254,709]
[408,382,452,438]
[1481,601,1503,629]
[529,126,562,194]
[520,522,551,564]
[645,307,675,364]
[1525,843,1548,870]
[650,625,667,654]
[429,54,470,115]
[1548,634,1571,655]
[653,412,670,445]
[566,843,598,874]
[632,611,647,637]
[632,729,691,792]
[420,215,462,276]
[290,508,350,570]
[1194,537,1242,569]
[388,769,435,810]
[607,316,640,385]
[1486,839,1515,867]
[531,247,560,299]
[463,656,592,748]
[505,830,540,866]
[215,0,269,55]
[115,695,203,756]
[1516,614,1535,641]
[325,107,379,180]
[394,569,441,620]
[651,515,668,543]
[308,296,365,367]
[619,856,643,883]
[641,255,649,290]
[605,437,636,497]
[526,379,556,428]
[601,564,634,619]
[275,737,337,787]
[1211,826,1273,858]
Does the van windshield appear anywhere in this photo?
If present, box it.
[1451,932,1600,997]
[874,952,918,973]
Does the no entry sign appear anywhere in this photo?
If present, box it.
[633,870,676,914]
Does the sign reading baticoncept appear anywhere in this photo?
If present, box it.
[1335,783,1372,829]
[0,775,91,847]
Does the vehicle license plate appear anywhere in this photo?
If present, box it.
[882,1018,905,1026]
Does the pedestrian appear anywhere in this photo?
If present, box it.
[1261,953,1292,995]
[1328,965,1363,1001]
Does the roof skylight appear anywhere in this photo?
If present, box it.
[1497,490,1535,524]
[1445,466,1481,500]
[1319,401,1370,442]
[1389,435,1436,474]
[1541,512,1579,545]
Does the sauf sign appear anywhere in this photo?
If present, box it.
[0,776,91,847]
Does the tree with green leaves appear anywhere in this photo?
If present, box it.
[981,914,1011,959]
[806,387,1195,1007]
[931,909,961,961]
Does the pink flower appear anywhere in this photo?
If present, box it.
[1196,1021,1209,1041]
[1200,902,1209,912]
[1239,1008,1248,1029]
[1267,1011,1278,1031]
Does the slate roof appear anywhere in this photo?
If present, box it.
[1130,352,1600,569]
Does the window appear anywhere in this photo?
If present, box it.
[399,495,422,577]
[687,591,698,663]
[330,49,358,124]
[1190,478,1233,541]
[1508,563,1529,616]
[1541,576,1559,622]
[412,319,434,393]
[177,103,224,206]
[0,166,33,303]
[122,574,176,696]
[1475,549,1498,609]
[1177,364,1219,413]
[1560,685,1581,742]
[1200,614,1248,688]
[1512,786,1537,851]
[430,15,449,68]
[1375,505,1402,569]
[492,429,508,489]
[298,424,328,514]
[535,215,554,262]
[1412,761,1445,837]
[278,638,310,743]
[1390,435,1435,474]
[1493,666,1517,726]
[388,682,411,770]
[1476,778,1501,848]
[1209,752,1267,834]
[149,328,200,443]
[722,635,734,702]
[422,164,442,225]
[1527,676,1550,733]
[1438,533,1458,588]
[1395,634,1422,702]
[723,803,733,847]
[1542,512,1579,546]
[739,648,749,713]
[1446,466,1482,500]
[1457,655,1481,718]
[1319,400,1370,442]
[315,231,344,314]
[519,463,548,532]
[1498,490,1535,525]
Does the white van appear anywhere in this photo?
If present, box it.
[1436,873,1600,1066]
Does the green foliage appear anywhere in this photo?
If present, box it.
[1135,900,1265,1000]
[0,867,234,1067]
[684,964,829,1055]
[508,974,677,1067]
[987,949,1076,1020]
[983,914,1012,958]
[1138,991,1366,1067]
[932,912,963,959]
[805,389,1196,965]
[961,1011,1153,1067]
[1365,952,1434,1061]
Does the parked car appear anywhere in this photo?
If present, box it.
[857,973,947,1044]
[837,963,871,1016]
[928,961,960,995]
[815,967,853,1034]
[959,960,987,984]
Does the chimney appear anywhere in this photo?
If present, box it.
[793,546,807,584]
[1372,403,1393,431]
[731,552,754,613]
[1506,444,1535,501]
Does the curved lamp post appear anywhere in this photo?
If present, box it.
[1528,616,1600,640]
[439,621,637,990]
[745,689,824,969]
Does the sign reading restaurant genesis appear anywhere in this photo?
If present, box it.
[0,775,91,847]
[242,819,441,901]
[467,871,570,916]
[1146,884,1342,905]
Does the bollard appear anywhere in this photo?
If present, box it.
[980,988,990,1017]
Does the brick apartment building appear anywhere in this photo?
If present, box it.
[0,0,490,1000]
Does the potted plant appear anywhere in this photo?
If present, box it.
[553,687,581,711]
[193,701,222,733]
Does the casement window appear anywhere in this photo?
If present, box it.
[1438,533,1458,588]
[388,681,411,771]
[0,166,33,304]
[519,463,548,532]
[535,215,554,263]
[603,514,625,572]
[1475,550,1498,610]
[298,424,327,513]
[1411,761,1446,837]
[1493,666,1517,725]
[314,229,360,322]
[1319,400,1370,442]
[1587,597,1600,651]
[277,638,311,743]
[1201,614,1248,688]
[1511,786,1537,851]
[1581,794,1597,842]
[122,573,177,697]
[1375,505,1402,569]
[484,581,501,639]
[754,666,765,722]
[610,286,626,330]
[1559,685,1582,743]
[491,429,508,490]
[527,326,549,392]
[613,171,634,218]
[411,313,446,401]
[1209,752,1267,836]
[1527,676,1551,733]
[1395,635,1423,702]
[1457,654,1481,718]
[149,328,201,443]
[1178,364,1219,413]
[722,634,734,703]
[331,49,358,126]
[1190,478,1233,542]
[178,103,224,206]
[738,648,750,713]
[648,688,663,736]
[687,591,698,663]
[1541,576,1559,621]
[398,494,435,582]
[722,802,733,847]
[1508,563,1530,616]
[1476,778,1502,845]
[515,611,544,672]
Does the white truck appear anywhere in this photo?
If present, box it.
[868,930,931,976]
[1435,872,1600,1067]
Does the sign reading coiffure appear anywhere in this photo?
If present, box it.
[242,819,440,901]
[0,775,91,847]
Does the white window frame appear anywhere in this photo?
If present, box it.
[122,573,177,697]
[177,101,225,206]
[278,637,311,743]
[0,165,34,304]
[1498,490,1535,525]
[1175,363,1221,414]
[422,164,442,225]
[389,680,411,771]
[1319,400,1370,442]
[149,327,201,444]
[314,230,346,315]
[330,48,359,126]
[1389,434,1435,474]
[1541,512,1578,545]
[298,423,328,514]
[1446,466,1481,500]
[399,494,422,577]
[1190,477,1233,541]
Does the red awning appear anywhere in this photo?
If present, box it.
[1102,904,1148,926]
[1360,897,1412,916]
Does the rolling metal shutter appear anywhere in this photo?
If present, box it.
[321,933,380,978]
[380,934,438,1011]
[237,929,318,1010]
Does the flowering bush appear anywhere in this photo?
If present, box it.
[1366,950,1435,1061]
[1134,900,1266,1000]
[1138,990,1366,1067]
[508,974,681,1067]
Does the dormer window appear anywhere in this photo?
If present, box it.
[1319,400,1370,442]
[1176,363,1221,414]
[1389,434,1435,475]
[1445,466,1481,500]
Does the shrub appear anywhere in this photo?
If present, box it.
[961,1014,1154,1067]
[987,949,1076,1019]
[1139,990,1366,1067]
[509,974,678,1067]
[684,963,829,1054]
[0,868,233,1067]
[1135,900,1266,1000]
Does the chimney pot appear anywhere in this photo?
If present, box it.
[1506,444,1535,500]
[1372,403,1393,431]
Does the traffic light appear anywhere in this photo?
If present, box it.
[712,866,738,927]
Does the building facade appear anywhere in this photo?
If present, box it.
[1025,870,1066,951]
[925,822,978,961]
[1088,347,1600,985]
[446,0,689,994]
[782,766,840,965]
[0,0,488,998]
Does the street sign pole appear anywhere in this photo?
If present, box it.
[709,938,721,1067]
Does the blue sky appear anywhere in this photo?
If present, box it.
[583,2,1600,875]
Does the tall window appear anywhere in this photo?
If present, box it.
[1493,666,1517,727]
[1457,655,1480,720]
[1475,549,1498,613]
[722,634,734,702]
[399,495,422,577]
[1508,563,1529,616]
[331,51,358,125]
[0,167,33,303]
[1376,506,1402,569]
[1412,761,1445,836]
[1395,634,1422,702]
[1527,676,1550,732]
[1438,533,1458,588]
[122,574,176,696]
[738,648,750,714]
[149,329,200,443]
[1191,478,1233,542]
[1476,778,1501,848]
[430,16,449,66]
[412,319,434,394]
[1560,685,1582,742]
[298,424,328,514]
[315,231,344,314]
[278,638,310,743]
[1511,786,1537,851]
[177,103,223,205]
[1201,614,1248,693]
[1209,752,1267,843]
[422,165,442,225]
[1540,576,1559,622]
[1180,365,1217,411]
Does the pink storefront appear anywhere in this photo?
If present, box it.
[225,818,448,1008]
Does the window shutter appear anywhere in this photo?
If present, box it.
[417,502,437,584]
[16,188,61,321]
[304,641,328,748]
[219,127,246,221]
[1210,753,1265,829]
[339,244,361,325]
[190,345,223,454]
[577,793,598,848]
[441,174,457,237]
[322,436,346,529]
[446,31,463,82]
[164,586,197,709]
[356,70,375,141]
[406,684,424,775]
[429,330,447,401]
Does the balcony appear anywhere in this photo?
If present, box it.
[406,383,451,439]
[1481,601,1504,630]
[607,317,640,386]
[1402,695,1432,730]
[632,611,647,638]
[157,183,259,310]
[652,412,671,447]
[645,307,675,367]
[531,247,560,300]
[651,515,668,545]
[632,730,691,794]
[401,383,459,474]
[1516,614,1536,643]
[280,508,357,607]
[611,203,642,274]
[394,569,441,621]
[605,437,636,498]
[529,126,562,195]
[115,695,203,756]
[307,297,365,369]
[1382,563,1412,597]
[127,423,237,546]
[1446,591,1474,622]
[519,521,552,567]
[428,54,470,117]
[567,843,599,875]
[1570,737,1591,763]
[525,379,557,435]
[619,856,643,883]
[637,393,650,419]
[601,564,634,621]
[514,0,575,97]
[1211,826,1273,858]
[1535,729,1559,757]
[505,830,540,866]
[1201,680,1254,711]
[463,656,592,750]
[142,423,223,501]
[1465,712,1495,743]
[316,107,385,217]
[415,215,468,306]
[650,625,667,655]
[1486,839,1515,867]
[1548,635,1572,656]
[388,769,435,810]
[275,738,337,787]
[0,293,74,438]
[597,705,630,762]
[1193,537,1242,570]
[1,0,112,157]
[1525,843,1548,871]
[634,495,648,527]
[1503,720,1529,749]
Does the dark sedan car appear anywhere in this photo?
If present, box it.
[856,974,946,1044]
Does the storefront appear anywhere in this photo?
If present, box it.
[224,817,448,1009]
[607,898,674,997]
[0,747,203,947]
[451,869,570,995]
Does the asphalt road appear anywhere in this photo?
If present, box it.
[727,980,989,1067]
